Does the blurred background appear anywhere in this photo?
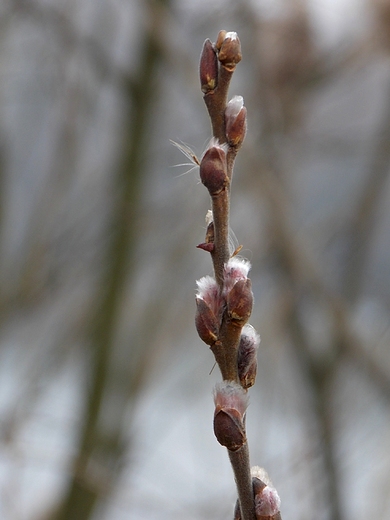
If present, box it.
[0,0,390,519]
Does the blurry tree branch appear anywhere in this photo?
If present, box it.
[343,75,390,302]
[5,0,135,87]
[49,1,172,519]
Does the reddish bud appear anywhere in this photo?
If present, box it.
[199,141,228,196]
[197,222,215,251]
[195,275,222,345]
[197,242,215,252]
[200,39,218,93]
[204,219,215,244]
[218,31,242,71]
[195,297,219,345]
[213,407,246,451]
[225,96,247,147]
[197,211,215,251]
[227,278,253,325]
[213,381,248,451]
[238,324,260,389]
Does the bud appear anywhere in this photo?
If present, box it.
[197,211,215,252]
[196,275,221,317]
[254,481,281,518]
[225,96,247,147]
[223,257,251,295]
[227,278,253,326]
[213,381,248,451]
[218,31,242,71]
[195,297,219,345]
[215,30,228,51]
[200,39,218,93]
[199,140,229,196]
[214,408,246,451]
[214,380,249,415]
[251,467,281,519]
[196,241,214,253]
[238,324,260,389]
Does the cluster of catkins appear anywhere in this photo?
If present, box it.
[195,257,258,389]
[194,30,281,520]
[196,229,281,520]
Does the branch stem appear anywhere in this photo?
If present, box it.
[229,444,256,520]
[197,32,279,520]
[204,66,234,143]
[211,314,242,382]
[210,189,231,288]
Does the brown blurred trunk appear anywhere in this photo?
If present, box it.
[51,2,170,519]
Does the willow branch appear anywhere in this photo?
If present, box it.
[195,31,282,520]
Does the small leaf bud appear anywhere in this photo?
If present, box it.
[227,278,253,325]
[205,219,214,244]
[200,39,218,93]
[225,96,247,147]
[196,242,214,253]
[213,381,249,451]
[195,297,219,345]
[199,140,229,196]
[218,32,242,71]
[238,324,260,389]
[197,210,215,252]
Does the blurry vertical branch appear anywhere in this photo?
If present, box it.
[343,75,390,302]
[53,1,170,519]
[195,32,282,520]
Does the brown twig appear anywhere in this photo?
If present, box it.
[228,445,256,520]
[203,65,234,142]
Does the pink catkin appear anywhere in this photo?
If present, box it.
[213,381,249,417]
[255,485,281,517]
[238,325,260,365]
[196,275,221,317]
[223,257,251,295]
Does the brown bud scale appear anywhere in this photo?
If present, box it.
[218,33,242,71]
[195,297,219,345]
[200,146,228,196]
[200,39,218,93]
[213,407,246,451]
[239,357,257,389]
[227,279,253,325]
[226,106,247,147]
